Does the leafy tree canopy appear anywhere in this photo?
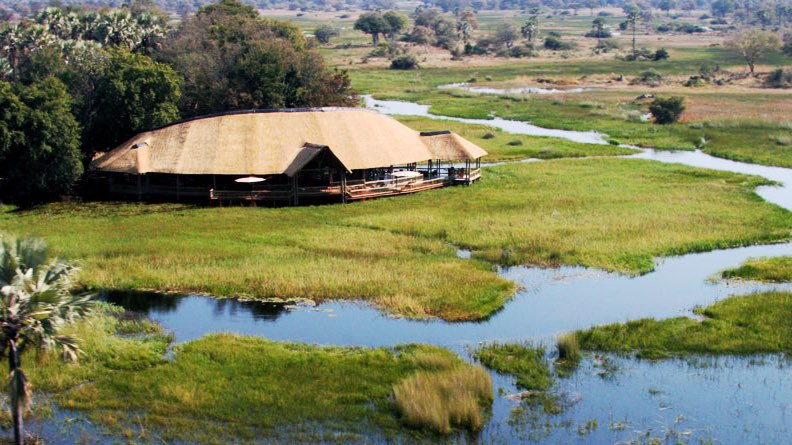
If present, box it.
[0,77,82,204]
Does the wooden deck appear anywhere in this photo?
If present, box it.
[210,168,481,204]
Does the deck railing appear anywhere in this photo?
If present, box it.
[209,169,480,203]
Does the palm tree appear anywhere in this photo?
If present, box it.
[0,24,23,80]
[0,235,93,445]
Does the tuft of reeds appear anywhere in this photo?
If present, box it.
[555,333,582,377]
[393,365,492,434]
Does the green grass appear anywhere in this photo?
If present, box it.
[474,342,552,391]
[1,159,789,321]
[28,306,491,442]
[575,291,792,358]
[340,159,791,273]
[721,256,792,282]
[396,116,638,161]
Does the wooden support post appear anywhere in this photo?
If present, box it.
[466,160,471,186]
[341,171,347,204]
[292,175,299,206]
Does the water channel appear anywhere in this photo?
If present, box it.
[45,97,792,443]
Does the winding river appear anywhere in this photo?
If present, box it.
[48,97,792,444]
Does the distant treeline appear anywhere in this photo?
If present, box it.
[2,0,790,18]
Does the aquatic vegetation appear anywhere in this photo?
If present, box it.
[474,342,552,391]
[555,333,582,377]
[575,291,792,357]
[720,256,792,282]
[27,306,492,442]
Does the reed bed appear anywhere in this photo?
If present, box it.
[393,365,492,434]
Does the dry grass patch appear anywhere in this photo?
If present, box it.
[393,365,492,434]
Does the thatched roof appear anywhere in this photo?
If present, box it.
[420,131,488,160]
[90,108,486,176]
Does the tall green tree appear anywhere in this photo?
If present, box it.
[354,12,390,45]
[382,11,408,40]
[86,50,181,155]
[0,78,83,204]
[0,235,93,445]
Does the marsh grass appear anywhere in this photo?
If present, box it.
[393,366,492,434]
[720,256,792,283]
[474,342,552,391]
[28,306,493,442]
[575,291,792,357]
[555,333,582,377]
[1,159,788,320]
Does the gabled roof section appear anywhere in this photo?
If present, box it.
[420,131,488,160]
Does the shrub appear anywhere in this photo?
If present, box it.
[482,132,495,139]
[595,39,621,51]
[314,24,339,44]
[544,36,575,51]
[630,69,663,86]
[764,68,792,88]
[649,96,685,124]
[507,139,524,146]
[653,48,670,61]
[390,54,418,70]
[784,34,792,56]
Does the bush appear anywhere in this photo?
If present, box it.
[314,24,339,44]
[630,70,663,86]
[649,96,685,124]
[368,43,403,58]
[783,34,792,57]
[764,68,792,88]
[507,139,524,146]
[482,132,495,139]
[653,48,670,61]
[544,36,575,51]
[390,54,418,70]
[595,39,621,51]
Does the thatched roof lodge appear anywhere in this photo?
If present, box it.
[89,108,486,205]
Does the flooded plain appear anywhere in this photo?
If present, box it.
[43,97,792,443]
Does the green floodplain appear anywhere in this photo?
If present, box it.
[2,2,792,442]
